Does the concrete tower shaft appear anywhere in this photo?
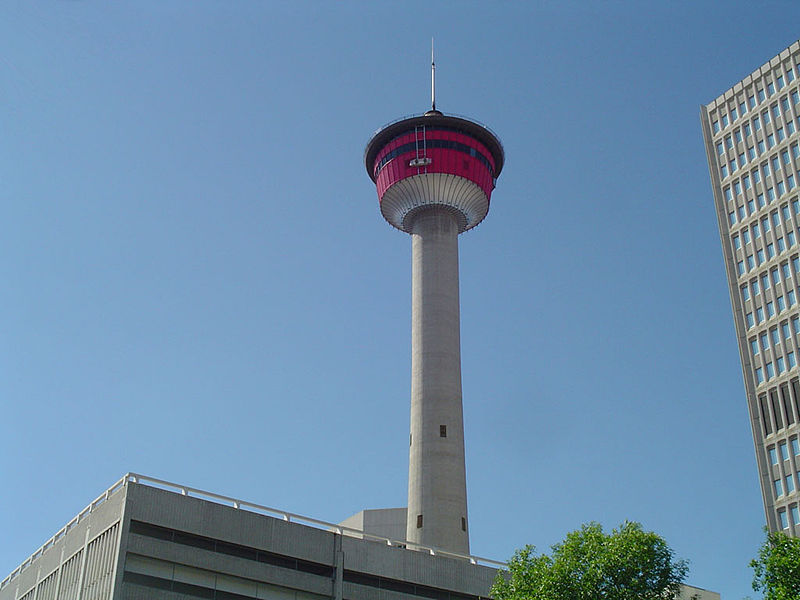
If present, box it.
[409,208,468,553]
[365,111,503,555]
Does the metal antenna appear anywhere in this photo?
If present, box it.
[431,38,436,111]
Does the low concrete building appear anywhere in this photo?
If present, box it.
[0,474,720,600]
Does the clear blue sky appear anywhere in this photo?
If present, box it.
[2,2,799,598]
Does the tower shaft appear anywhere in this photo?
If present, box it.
[407,208,469,554]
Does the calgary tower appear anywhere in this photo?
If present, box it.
[364,50,504,555]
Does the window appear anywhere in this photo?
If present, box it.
[790,290,797,306]
[726,135,733,149]
[735,181,742,195]
[775,157,783,173]
[768,83,776,97]
[749,146,757,160]
[762,332,770,350]
[784,97,791,112]
[750,94,757,108]
[759,140,767,154]
[784,322,792,339]
[759,88,767,102]
[794,316,800,333]
[772,328,781,346]
[769,188,777,202]
[765,110,772,124]
[734,234,741,248]
[748,254,756,270]
[759,193,766,207]
[749,199,756,214]
[778,75,786,89]
[784,150,792,165]
[757,366,765,382]
[716,141,724,155]
[736,129,743,143]
[742,285,751,301]
[771,447,780,464]
[753,223,761,238]
[754,280,762,295]
[779,128,786,142]
[779,357,786,372]
[793,505,800,526]
[781,441,790,461]
[780,509,789,529]
[748,312,755,327]
[752,339,760,355]
[789,121,796,135]
[784,263,792,279]
[788,70,796,83]
[440,425,447,437]
[764,161,772,177]
[793,199,800,213]
[731,159,738,173]
[774,104,782,119]
[787,475,795,494]
[779,181,786,197]
[769,134,776,148]
[738,260,745,274]
[789,174,796,190]
[722,164,729,177]
[779,296,786,311]
[743,229,751,244]
[763,273,771,289]
[745,174,752,189]
[779,238,787,252]
[792,438,800,455]
[758,307,765,322]
[786,204,794,220]
[794,90,800,105]
[769,243,776,257]
[768,361,775,378]
[767,301,775,317]
[776,479,784,497]
[774,211,782,227]
[790,351,797,368]
[732,106,739,121]
[755,169,762,183]
[755,115,762,130]
[741,101,748,114]
[758,249,766,264]
[722,113,730,128]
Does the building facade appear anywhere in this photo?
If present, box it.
[702,40,800,534]
[0,475,720,600]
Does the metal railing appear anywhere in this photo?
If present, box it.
[1,472,506,590]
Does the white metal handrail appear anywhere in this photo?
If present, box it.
[1,472,506,590]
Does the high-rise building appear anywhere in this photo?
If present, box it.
[702,40,800,534]
[364,95,504,554]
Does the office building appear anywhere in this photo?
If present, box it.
[702,40,800,533]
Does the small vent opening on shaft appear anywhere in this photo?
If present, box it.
[440,425,447,437]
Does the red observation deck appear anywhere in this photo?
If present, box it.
[364,111,504,234]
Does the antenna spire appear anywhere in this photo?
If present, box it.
[431,38,436,111]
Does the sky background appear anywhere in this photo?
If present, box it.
[2,2,800,598]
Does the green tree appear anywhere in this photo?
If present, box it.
[491,521,688,600]
[751,529,800,600]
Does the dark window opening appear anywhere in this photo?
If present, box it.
[440,425,447,437]
[417,514,423,528]
[461,517,466,531]
[771,389,784,430]
[760,394,773,435]
[782,383,795,424]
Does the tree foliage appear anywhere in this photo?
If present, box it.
[491,522,688,600]
[750,529,800,600]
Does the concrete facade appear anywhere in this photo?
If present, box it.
[0,476,499,600]
[701,40,800,534]
[0,476,721,600]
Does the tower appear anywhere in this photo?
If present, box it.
[702,40,800,534]
[364,65,504,554]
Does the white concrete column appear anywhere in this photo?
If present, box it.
[406,208,469,555]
